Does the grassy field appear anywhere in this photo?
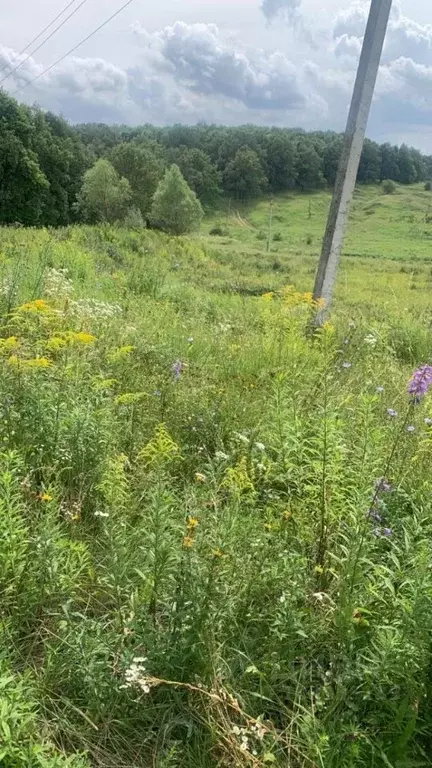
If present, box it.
[1,185,432,768]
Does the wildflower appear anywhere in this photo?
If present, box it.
[213,548,224,558]
[408,365,432,399]
[234,432,249,445]
[94,510,109,518]
[343,338,349,345]
[153,390,162,397]
[255,442,265,452]
[24,357,53,369]
[407,425,416,433]
[122,658,152,694]
[425,418,432,426]
[369,508,382,523]
[17,299,51,313]
[195,472,207,483]
[374,527,393,538]
[215,451,229,461]
[376,386,385,393]
[39,492,53,502]
[74,332,97,345]
[183,536,193,548]
[172,360,186,381]
[187,337,194,344]
[387,408,398,418]
[187,516,199,529]
[342,362,352,369]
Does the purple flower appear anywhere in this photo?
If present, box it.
[369,508,382,523]
[408,365,432,399]
[383,528,393,537]
[342,362,352,369]
[387,409,398,418]
[374,527,393,538]
[376,386,384,394]
[172,360,185,381]
[407,425,416,433]
[425,418,432,426]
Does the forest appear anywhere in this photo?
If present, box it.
[1,88,432,227]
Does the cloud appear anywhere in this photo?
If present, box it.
[260,0,301,23]
[135,21,309,111]
[333,0,432,67]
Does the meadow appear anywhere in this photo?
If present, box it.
[1,182,432,768]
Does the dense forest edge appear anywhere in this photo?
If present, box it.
[1,87,432,228]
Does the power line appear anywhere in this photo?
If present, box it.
[0,0,81,77]
[12,0,135,95]
[0,0,89,87]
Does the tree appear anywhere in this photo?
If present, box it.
[295,139,325,191]
[0,130,49,225]
[323,138,343,186]
[168,147,221,209]
[223,148,268,200]
[397,145,417,185]
[264,132,297,192]
[76,159,131,223]
[150,165,203,235]
[110,141,165,217]
[357,139,381,183]
[380,143,399,182]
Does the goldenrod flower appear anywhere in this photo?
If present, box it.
[183,536,194,549]
[39,492,53,502]
[187,516,199,530]
[17,299,51,313]
[74,332,96,344]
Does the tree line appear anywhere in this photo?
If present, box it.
[1,88,432,229]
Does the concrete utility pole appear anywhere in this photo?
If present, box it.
[312,0,392,325]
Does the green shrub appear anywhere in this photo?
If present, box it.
[382,179,397,194]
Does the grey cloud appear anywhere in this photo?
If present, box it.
[137,21,308,110]
[260,0,301,23]
[333,1,432,66]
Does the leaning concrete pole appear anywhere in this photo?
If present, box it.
[312,0,392,325]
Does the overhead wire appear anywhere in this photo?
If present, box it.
[0,0,89,87]
[0,0,82,76]
[12,0,135,95]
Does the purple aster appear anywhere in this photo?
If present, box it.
[408,365,432,399]
[369,508,382,523]
[387,409,398,418]
[172,360,185,381]
[342,362,352,369]
[383,528,393,537]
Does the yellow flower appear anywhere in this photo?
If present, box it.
[314,565,324,576]
[262,292,274,301]
[39,492,53,502]
[6,354,20,367]
[74,332,96,345]
[0,336,19,353]
[213,548,224,558]
[24,357,53,369]
[183,536,194,549]
[282,510,293,521]
[108,345,135,362]
[187,516,199,530]
[17,299,51,313]
[45,336,67,352]
[195,472,207,483]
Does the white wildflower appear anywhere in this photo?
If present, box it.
[122,657,152,694]
[215,451,229,461]
[364,334,377,347]
[255,442,265,452]
[94,510,109,518]
[44,268,73,298]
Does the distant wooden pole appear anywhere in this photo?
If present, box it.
[312,0,392,325]
[266,199,273,253]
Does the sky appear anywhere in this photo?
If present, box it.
[1,0,432,151]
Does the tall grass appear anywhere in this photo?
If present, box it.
[0,222,432,766]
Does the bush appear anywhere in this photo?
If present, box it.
[306,234,313,245]
[150,165,204,235]
[425,181,432,191]
[124,206,145,229]
[256,231,266,241]
[382,179,397,194]
[273,232,283,242]
[209,225,227,236]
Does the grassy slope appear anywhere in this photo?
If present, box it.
[1,188,432,767]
